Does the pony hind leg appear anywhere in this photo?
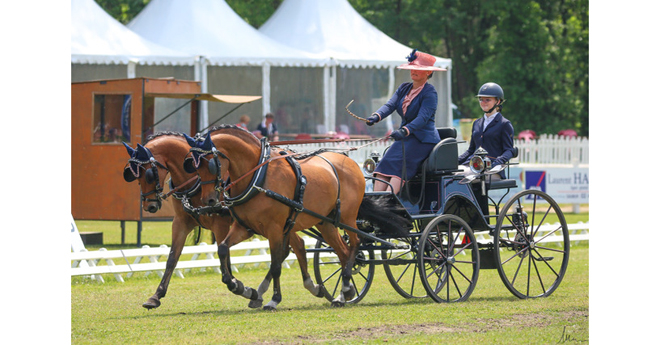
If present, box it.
[289,232,323,298]
[315,222,357,307]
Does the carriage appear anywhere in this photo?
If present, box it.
[298,127,570,303]
[124,124,569,310]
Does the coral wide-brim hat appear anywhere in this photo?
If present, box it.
[397,49,446,71]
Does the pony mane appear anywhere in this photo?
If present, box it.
[146,131,186,143]
[206,124,261,145]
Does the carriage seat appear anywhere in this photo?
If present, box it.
[420,127,459,178]
[486,147,519,190]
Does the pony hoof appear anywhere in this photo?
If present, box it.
[248,299,263,309]
[142,297,161,309]
[263,305,277,311]
[331,301,345,308]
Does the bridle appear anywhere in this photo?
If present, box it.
[187,145,232,196]
[125,155,169,207]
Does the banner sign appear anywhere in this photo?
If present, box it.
[524,168,589,203]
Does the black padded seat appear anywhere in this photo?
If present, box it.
[419,127,460,178]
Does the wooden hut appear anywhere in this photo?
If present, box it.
[71,77,260,244]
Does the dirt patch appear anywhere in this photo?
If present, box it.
[247,310,588,344]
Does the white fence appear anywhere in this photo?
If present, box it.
[277,135,589,166]
[71,222,588,283]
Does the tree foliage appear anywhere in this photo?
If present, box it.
[94,0,588,136]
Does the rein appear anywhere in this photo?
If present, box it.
[163,175,200,199]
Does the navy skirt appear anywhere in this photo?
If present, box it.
[374,136,435,181]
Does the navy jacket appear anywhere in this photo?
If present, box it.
[458,112,515,177]
[374,82,441,144]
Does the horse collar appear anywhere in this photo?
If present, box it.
[222,138,271,207]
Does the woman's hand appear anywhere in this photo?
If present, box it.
[390,128,409,141]
[366,114,380,126]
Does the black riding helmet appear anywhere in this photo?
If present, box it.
[476,82,505,113]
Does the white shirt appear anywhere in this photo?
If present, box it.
[482,112,499,131]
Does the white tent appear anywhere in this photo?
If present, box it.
[127,0,330,130]
[259,0,453,130]
[259,0,451,69]
[71,0,193,68]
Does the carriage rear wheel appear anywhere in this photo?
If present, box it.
[494,189,570,299]
[313,236,375,304]
[382,236,428,299]
[417,214,479,303]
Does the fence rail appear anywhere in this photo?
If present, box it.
[277,135,588,166]
[71,222,588,283]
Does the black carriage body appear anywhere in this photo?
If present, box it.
[399,175,490,231]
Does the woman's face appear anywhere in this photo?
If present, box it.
[479,97,498,112]
[410,69,431,83]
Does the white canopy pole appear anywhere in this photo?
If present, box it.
[262,63,271,115]
[386,65,395,132]
[195,56,209,131]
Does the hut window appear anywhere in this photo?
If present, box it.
[93,94,131,143]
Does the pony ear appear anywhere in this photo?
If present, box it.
[123,166,137,182]
[183,157,197,174]
[201,132,214,151]
[123,142,136,157]
[183,133,197,147]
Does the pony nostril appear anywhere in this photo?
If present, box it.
[207,198,216,206]
[147,205,159,213]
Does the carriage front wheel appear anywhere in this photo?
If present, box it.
[417,214,479,303]
[494,189,570,299]
[313,235,375,304]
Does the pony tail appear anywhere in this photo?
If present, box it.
[357,196,412,238]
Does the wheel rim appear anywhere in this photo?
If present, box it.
[418,214,479,303]
[494,190,570,298]
[313,237,375,304]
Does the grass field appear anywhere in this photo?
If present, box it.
[71,207,590,344]
[71,244,588,344]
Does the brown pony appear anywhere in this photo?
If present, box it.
[183,125,404,309]
[123,131,322,310]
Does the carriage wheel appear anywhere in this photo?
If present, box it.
[494,189,570,299]
[382,236,427,299]
[313,236,375,304]
[417,214,479,303]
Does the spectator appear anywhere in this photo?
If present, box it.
[237,114,251,130]
[255,112,279,141]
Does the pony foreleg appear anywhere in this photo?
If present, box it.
[144,227,189,309]
[217,243,259,301]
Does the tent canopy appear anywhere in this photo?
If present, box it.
[259,0,452,69]
[71,0,193,65]
[127,0,326,67]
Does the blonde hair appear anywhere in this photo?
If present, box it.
[239,115,250,123]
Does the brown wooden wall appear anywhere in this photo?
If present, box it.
[71,78,201,221]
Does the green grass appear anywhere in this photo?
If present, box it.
[72,204,589,343]
[71,244,589,344]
